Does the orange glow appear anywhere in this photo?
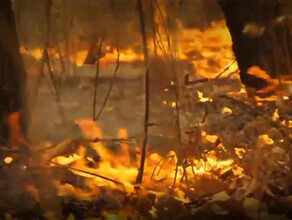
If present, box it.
[248,65,271,80]
[176,20,238,78]
[25,184,40,202]
[4,157,13,164]
[6,112,27,146]
[19,46,43,60]
[20,20,237,81]
[51,119,239,201]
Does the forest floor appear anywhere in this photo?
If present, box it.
[1,58,292,219]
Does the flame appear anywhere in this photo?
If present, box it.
[73,48,143,67]
[20,20,237,81]
[51,119,238,201]
[6,112,27,146]
[176,20,238,78]
[19,46,43,60]
[248,65,271,80]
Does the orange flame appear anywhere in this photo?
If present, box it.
[51,119,238,201]
[6,112,27,147]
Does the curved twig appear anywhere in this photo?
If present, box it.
[95,47,120,120]
[92,39,103,120]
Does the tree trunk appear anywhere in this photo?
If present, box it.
[218,0,292,90]
[0,0,26,144]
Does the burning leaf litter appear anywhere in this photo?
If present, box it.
[2,6,292,219]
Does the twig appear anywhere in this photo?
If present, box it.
[151,158,164,180]
[95,47,120,120]
[48,161,123,185]
[52,30,66,84]
[214,59,236,79]
[41,136,134,153]
[151,155,175,180]
[76,137,133,144]
[136,0,150,184]
[1,136,134,156]
[184,75,209,86]
[44,48,66,124]
[184,65,238,86]
[93,39,103,120]
[163,10,183,188]
[30,0,65,124]
[27,50,46,119]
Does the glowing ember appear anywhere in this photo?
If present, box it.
[19,46,43,60]
[6,112,27,146]
[258,134,274,146]
[248,65,271,80]
[221,107,232,115]
[4,157,13,164]
[197,90,211,102]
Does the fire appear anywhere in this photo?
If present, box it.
[176,20,238,78]
[19,46,43,60]
[6,112,27,146]
[50,119,239,201]
[73,48,143,67]
[248,65,271,80]
[197,90,212,102]
[20,20,237,81]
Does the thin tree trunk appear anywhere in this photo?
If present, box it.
[0,0,26,144]
[136,0,150,184]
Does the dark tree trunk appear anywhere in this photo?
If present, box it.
[0,0,26,144]
[218,0,292,90]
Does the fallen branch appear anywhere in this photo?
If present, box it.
[95,47,120,120]
[75,137,134,144]
[48,161,123,185]
[41,136,134,157]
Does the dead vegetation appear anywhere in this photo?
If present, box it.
[1,0,292,219]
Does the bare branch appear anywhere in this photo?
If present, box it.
[95,47,120,120]
[93,39,103,120]
[48,161,123,185]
